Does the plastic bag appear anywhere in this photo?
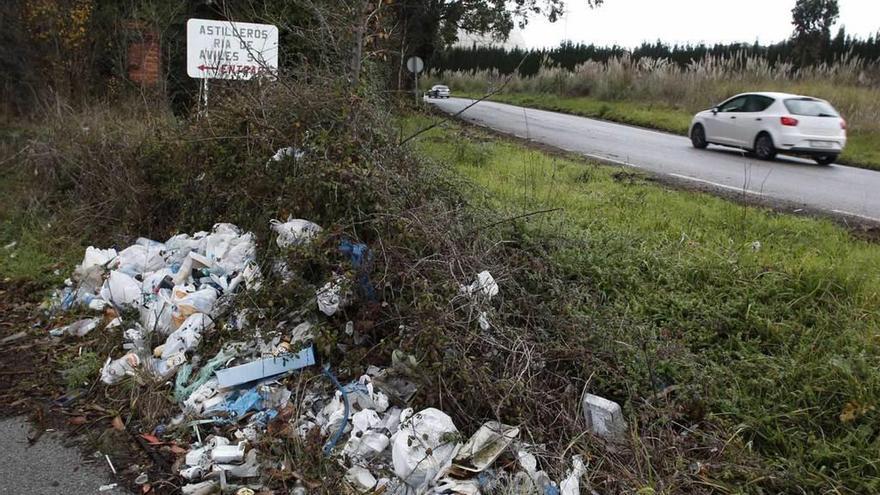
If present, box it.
[78,246,118,272]
[391,408,461,492]
[100,353,140,385]
[270,218,322,248]
[160,313,213,359]
[101,270,143,307]
[116,243,166,276]
[171,286,218,328]
[460,271,499,299]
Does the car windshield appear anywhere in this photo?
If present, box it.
[784,98,839,117]
[435,86,448,90]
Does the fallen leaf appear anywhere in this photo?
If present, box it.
[140,433,162,445]
[141,483,151,493]
[68,416,87,425]
[170,444,187,455]
[112,416,125,431]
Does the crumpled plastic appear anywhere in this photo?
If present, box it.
[100,353,141,385]
[101,270,143,307]
[391,408,461,492]
[49,317,100,337]
[160,313,214,359]
[317,276,347,316]
[461,270,499,300]
[270,218,322,248]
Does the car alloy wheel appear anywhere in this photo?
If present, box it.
[690,125,708,149]
[754,134,776,160]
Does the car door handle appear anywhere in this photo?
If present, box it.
[730,116,736,119]
[756,118,762,121]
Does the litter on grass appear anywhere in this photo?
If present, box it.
[46,219,598,494]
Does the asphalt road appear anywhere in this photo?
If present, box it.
[0,417,128,494]
[428,97,880,222]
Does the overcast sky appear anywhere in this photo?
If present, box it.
[520,0,880,49]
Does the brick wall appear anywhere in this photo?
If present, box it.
[127,31,160,87]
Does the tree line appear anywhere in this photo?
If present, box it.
[430,29,880,76]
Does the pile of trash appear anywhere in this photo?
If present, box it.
[47,218,610,494]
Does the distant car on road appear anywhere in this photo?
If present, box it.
[427,85,451,99]
[689,92,846,165]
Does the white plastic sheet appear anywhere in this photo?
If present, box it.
[270,218,322,248]
[391,408,461,492]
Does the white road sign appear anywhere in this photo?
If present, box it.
[187,18,278,80]
[406,56,424,74]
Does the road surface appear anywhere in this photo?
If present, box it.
[428,97,880,222]
[0,416,128,494]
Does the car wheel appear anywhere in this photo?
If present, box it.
[690,124,708,149]
[814,155,837,166]
[754,133,777,161]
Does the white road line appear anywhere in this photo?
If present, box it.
[668,173,763,196]
[831,209,880,223]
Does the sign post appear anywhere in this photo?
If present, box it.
[186,18,279,116]
[406,56,424,105]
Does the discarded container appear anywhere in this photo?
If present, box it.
[270,218,322,248]
[391,408,461,492]
[212,442,246,463]
[346,465,378,492]
[582,394,628,442]
[452,421,520,473]
[100,353,141,385]
[49,317,100,337]
[215,347,316,388]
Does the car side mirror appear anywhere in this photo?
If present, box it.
[712,107,719,115]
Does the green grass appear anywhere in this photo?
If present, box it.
[407,115,880,493]
[0,131,80,284]
[461,91,880,170]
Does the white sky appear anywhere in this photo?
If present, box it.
[521,0,880,49]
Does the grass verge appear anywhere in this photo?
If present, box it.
[406,114,880,493]
[460,91,880,170]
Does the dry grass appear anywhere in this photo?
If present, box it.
[428,53,880,133]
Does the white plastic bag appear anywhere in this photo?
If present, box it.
[100,353,141,385]
[116,243,166,276]
[270,218,322,248]
[161,313,213,359]
[78,246,118,271]
[317,277,346,316]
[101,270,143,307]
[171,286,218,328]
[460,270,499,299]
[391,408,460,492]
[559,455,586,495]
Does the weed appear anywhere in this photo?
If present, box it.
[57,350,101,390]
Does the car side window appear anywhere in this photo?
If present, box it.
[718,96,748,113]
[744,95,774,112]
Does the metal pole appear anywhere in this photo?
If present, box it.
[414,71,419,106]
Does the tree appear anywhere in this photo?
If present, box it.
[395,1,602,61]
[791,0,839,66]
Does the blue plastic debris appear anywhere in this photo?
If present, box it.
[338,239,376,301]
[225,388,262,417]
[322,365,350,457]
[215,346,316,389]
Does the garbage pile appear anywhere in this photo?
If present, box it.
[47,218,606,494]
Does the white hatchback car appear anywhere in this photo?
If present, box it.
[427,84,451,98]
[689,92,846,165]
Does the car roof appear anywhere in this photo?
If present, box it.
[732,91,823,101]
